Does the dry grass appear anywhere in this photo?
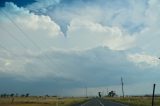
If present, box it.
[105,96,160,106]
[0,97,89,106]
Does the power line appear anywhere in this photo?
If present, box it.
[0,43,18,56]
[0,9,54,62]
[1,10,40,49]
[0,43,54,79]
[0,9,41,50]
[0,25,28,50]
[0,9,55,71]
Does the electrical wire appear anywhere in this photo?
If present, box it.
[0,10,55,72]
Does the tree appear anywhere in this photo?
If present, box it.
[21,94,25,97]
[45,94,49,97]
[98,92,102,98]
[108,91,116,97]
[0,94,4,98]
[25,93,29,97]
[10,93,15,97]
[3,93,7,98]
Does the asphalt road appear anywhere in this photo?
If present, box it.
[80,98,128,106]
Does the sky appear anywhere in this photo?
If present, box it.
[0,0,160,97]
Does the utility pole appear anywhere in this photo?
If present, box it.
[85,86,88,98]
[121,77,124,98]
[84,85,88,98]
[152,84,156,106]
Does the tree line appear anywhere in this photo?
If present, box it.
[0,93,29,98]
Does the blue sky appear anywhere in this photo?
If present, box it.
[0,0,160,96]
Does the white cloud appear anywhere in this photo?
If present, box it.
[67,19,135,50]
[1,0,160,96]
[128,53,160,67]
[132,0,160,55]
[146,0,160,27]
[0,2,63,41]
[16,14,62,37]
[0,2,65,53]
[27,0,61,13]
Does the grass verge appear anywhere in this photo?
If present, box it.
[105,97,160,106]
[0,97,89,106]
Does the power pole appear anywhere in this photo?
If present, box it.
[84,85,88,98]
[85,86,88,98]
[121,77,124,98]
[152,84,156,106]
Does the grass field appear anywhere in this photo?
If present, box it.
[105,96,160,106]
[2,96,160,106]
[0,97,89,106]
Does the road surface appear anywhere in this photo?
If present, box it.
[80,98,128,106]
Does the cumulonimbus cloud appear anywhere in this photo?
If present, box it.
[1,0,160,96]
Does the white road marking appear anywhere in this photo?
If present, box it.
[109,101,128,106]
[96,99,105,106]
[81,100,91,106]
